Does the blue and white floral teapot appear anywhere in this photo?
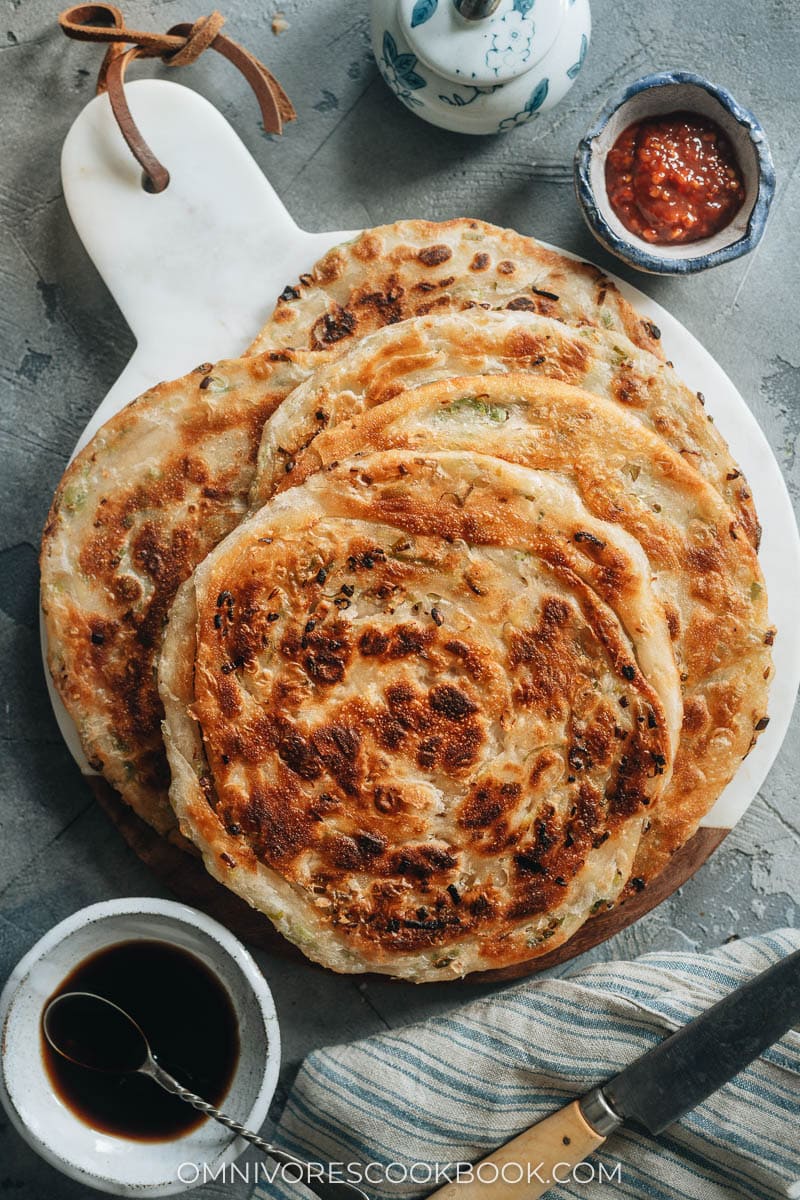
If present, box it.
[370,0,590,134]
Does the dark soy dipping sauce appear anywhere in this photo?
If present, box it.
[41,939,240,1141]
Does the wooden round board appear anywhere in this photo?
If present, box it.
[46,79,800,982]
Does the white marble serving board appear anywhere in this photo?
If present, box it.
[47,78,800,836]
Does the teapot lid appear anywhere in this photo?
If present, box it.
[397,0,568,88]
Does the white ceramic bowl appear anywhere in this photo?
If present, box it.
[0,899,281,1197]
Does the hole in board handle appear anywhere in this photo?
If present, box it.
[141,170,170,193]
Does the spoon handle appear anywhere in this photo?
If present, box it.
[145,1059,276,1155]
[146,1060,366,1200]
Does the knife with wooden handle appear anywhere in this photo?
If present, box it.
[428,947,800,1200]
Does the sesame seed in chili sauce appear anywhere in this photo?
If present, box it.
[605,111,745,244]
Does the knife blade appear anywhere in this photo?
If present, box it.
[594,944,800,1135]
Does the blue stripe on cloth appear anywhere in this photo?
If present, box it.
[253,931,800,1200]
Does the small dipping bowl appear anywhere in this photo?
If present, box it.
[0,899,281,1197]
[574,70,775,274]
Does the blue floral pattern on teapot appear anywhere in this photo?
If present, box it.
[371,0,591,135]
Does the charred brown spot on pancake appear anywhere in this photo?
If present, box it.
[378,678,484,773]
[683,537,725,577]
[311,723,362,796]
[240,778,315,867]
[325,828,388,870]
[428,684,478,721]
[311,305,357,349]
[373,785,404,814]
[358,627,390,656]
[415,295,452,316]
[509,596,574,706]
[387,622,435,659]
[352,233,382,262]
[214,676,242,721]
[574,707,618,772]
[88,619,112,647]
[317,248,347,282]
[280,618,353,685]
[277,726,322,781]
[500,330,589,382]
[308,791,341,820]
[112,576,143,604]
[217,713,277,766]
[612,371,649,409]
[682,696,709,734]
[505,297,537,312]
[470,252,490,271]
[374,711,408,751]
[507,807,563,913]
[548,337,591,381]
[385,844,457,878]
[373,907,464,953]
[497,260,516,275]
[501,329,548,361]
[459,779,521,829]
[384,680,430,732]
[664,603,681,641]
[417,244,452,267]
[354,283,405,326]
[605,742,657,818]
[418,719,483,772]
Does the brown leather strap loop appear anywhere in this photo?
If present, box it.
[102,47,172,192]
[59,3,295,193]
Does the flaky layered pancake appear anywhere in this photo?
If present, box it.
[258,375,773,884]
[247,219,666,362]
[160,451,680,980]
[251,309,758,545]
[40,351,322,835]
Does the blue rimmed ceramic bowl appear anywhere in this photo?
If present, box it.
[574,71,775,275]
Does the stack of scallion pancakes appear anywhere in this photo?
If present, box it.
[41,220,774,982]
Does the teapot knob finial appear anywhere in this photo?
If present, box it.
[453,0,502,19]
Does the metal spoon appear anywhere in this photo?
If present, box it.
[43,991,369,1200]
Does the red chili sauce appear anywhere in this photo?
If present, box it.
[605,111,745,245]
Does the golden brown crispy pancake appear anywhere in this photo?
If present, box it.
[160,450,680,980]
[247,219,666,363]
[40,351,322,835]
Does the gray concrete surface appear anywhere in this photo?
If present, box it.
[1,0,799,1195]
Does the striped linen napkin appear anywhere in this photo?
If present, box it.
[254,930,800,1200]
